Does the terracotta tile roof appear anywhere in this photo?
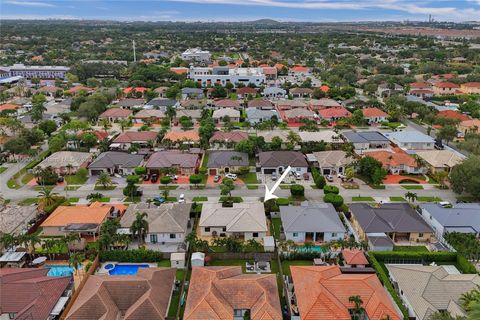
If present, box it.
[437,110,470,122]
[100,107,132,118]
[214,99,241,108]
[365,150,418,168]
[163,130,200,142]
[123,87,147,94]
[274,63,285,70]
[0,103,19,111]
[433,82,460,89]
[236,87,257,95]
[210,131,249,143]
[113,131,157,143]
[170,67,189,74]
[0,268,71,320]
[248,99,273,109]
[290,266,401,320]
[409,89,434,95]
[66,86,93,94]
[320,85,330,92]
[342,249,369,265]
[410,82,431,89]
[41,202,112,227]
[290,66,309,73]
[318,107,352,119]
[66,268,176,320]
[362,107,388,118]
[184,266,282,320]
[262,66,277,75]
[461,82,480,88]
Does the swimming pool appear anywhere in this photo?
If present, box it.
[47,265,76,277]
[106,264,150,275]
[296,246,325,253]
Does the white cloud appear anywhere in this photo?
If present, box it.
[4,0,56,7]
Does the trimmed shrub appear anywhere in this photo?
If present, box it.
[290,184,305,197]
[311,167,326,189]
[323,185,339,194]
[126,175,140,184]
[264,199,279,213]
[134,167,146,175]
[323,194,344,209]
[100,249,163,262]
[160,176,172,185]
[457,255,477,274]
[276,198,290,206]
[44,197,66,214]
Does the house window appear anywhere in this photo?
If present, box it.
[205,227,210,232]
[293,232,298,237]
[150,234,158,243]
[252,232,259,238]
[331,233,337,238]
[170,234,176,239]
[9,314,15,320]
[222,227,226,232]
[419,233,424,238]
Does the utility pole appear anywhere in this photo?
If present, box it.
[132,40,137,63]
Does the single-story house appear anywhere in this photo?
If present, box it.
[212,108,240,124]
[111,131,158,150]
[349,203,434,244]
[318,107,352,122]
[37,151,92,175]
[280,202,346,243]
[341,249,369,268]
[199,202,268,241]
[174,109,202,124]
[206,151,249,175]
[213,99,241,109]
[275,99,307,110]
[209,131,248,147]
[298,130,343,144]
[364,150,423,175]
[309,98,341,111]
[362,107,389,124]
[289,87,313,98]
[99,108,132,122]
[184,266,282,320]
[307,150,353,175]
[88,151,144,176]
[342,131,390,151]
[258,151,308,175]
[262,86,286,98]
[236,86,257,98]
[416,150,464,173]
[246,107,279,124]
[419,203,480,238]
[437,110,470,122]
[281,108,317,123]
[459,119,480,134]
[387,264,480,320]
[119,202,191,247]
[116,98,145,109]
[133,109,165,123]
[163,130,200,145]
[257,130,290,143]
[383,131,435,150]
[377,82,404,97]
[144,98,177,110]
[180,99,206,109]
[247,99,273,110]
[181,87,204,99]
[146,150,199,175]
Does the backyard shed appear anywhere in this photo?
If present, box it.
[191,252,205,267]
[263,236,275,252]
[170,252,186,269]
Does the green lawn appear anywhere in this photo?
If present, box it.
[192,196,208,201]
[279,185,291,189]
[246,185,258,190]
[33,186,54,191]
[402,185,424,190]
[19,198,38,206]
[98,197,110,202]
[7,178,20,189]
[0,167,7,174]
[159,185,179,190]
[157,260,171,267]
[219,196,243,203]
[124,196,141,203]
[456,196,478,203]
[281,260,312,276]
[94,185,116,190]
[393,246,429,252]
[68,197,80,203]
[166,197,178,202]
[271,218,282,240]
[201,153,209,169]
[65,173,88,185]
[390,197,406,202]
[239,172,258,184]
[21,173,34,184]
[417,196,443,202]
[352,196,375,202]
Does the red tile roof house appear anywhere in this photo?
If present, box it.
[318,107,352,122]
[123,86,147,96]
[289,66,310,76]
[281,108,317,126]
[111,131,158,150]
[146,150,199,175]
[341,249,369,268]
[236,87,257,98]
[99,108,132,122]
[262,66,278,80]
[209,131,249,148]
[364,150,424,175]
[460,82,480,94]
[248,99,273,110]
[362,107,389,124]
[213,99,242,109]
[309,98,341,111]
[437,110,470,122]
[287,266,402,320]
[432,82,461,96]
[0,268,73,320]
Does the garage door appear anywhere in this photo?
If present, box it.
[263,168,276,174]
[209,168,217,175]
[322,169,331,175]
[90,169,104,175]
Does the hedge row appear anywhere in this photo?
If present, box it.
[323,185,339,194]
[44,197,66,214]
[100,249,164,262]
[311,167,326,189]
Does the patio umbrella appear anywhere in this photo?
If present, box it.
[32,256,47,265]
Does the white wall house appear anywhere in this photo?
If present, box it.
[3,64,69,79]
[189,67,266,88]
[181,48,211,62]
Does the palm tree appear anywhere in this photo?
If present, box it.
[64,233,80,253]
[130,212,149,245]
[28,233,40,253]
[247,238,262,252]
[404,191,417,203]
[348,295,365,320]
[96,172,112,190]
[37,187,59,210]
[286,131,301,146]
[101,118,110,132]
[66,164,73,176]
[460,286,480,311]
[119,119,129,132]
[69,252,85,278]
[0,233,17,251]
[165,106,176,126]
[468,300,480,320]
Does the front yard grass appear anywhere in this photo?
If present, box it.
[19,198,37,206]
[239,172,258,184]
[246,184,258,189]
[159,185,179,190]
[0,167,7,174]
[219,196,243,203]
[65,173,88,185]
[351,196,375,202]
[21,173,34,184]
[192,196,208,202]
[393,246,429,252]
[417,196,443,202]
[124,196,141,203]
[166,197,178,202]
[67,197,80,203]
[7,178,20,189]
[389,196,406,202]
[402,185,424,190]
[279,185,291,189]
[94,185,116,190]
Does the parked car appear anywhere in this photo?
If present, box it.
[150,174,158,183]
[153,196,165,204]
[303,173,310,180]
[178,194,185,203]
[143,174,150,181]
[167,173,178,180]
[271,172,278,181]
[326,175,334,182]
[57,176,64,183]
[337,173,346,179]
[213,175,221,183]
[294,172,301,180]
[225,173,237,180]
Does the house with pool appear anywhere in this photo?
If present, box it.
[118,202,192,252]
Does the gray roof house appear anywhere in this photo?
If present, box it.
[258,151,308,175]
[383,131,435,150]
[181,87,204,99]
[144,98,177,110]
[146,151,199,175]
[88,151,144,176]
[206,151,248,176]
[419,203,480,237]
[262,86,286,98]
[342,131,390,152]
[349,203,434,244]
[245,107,279,125]
[119,202,191,251]
[280,202,346,243]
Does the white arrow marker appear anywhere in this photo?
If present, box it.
[264,166,292,202]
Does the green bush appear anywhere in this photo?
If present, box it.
[77,167,88,180]
[290,184,305,197]
[457,255,477,274]
[160,176,172,185]
[323,185,339,194]
[276,198,290,206]
[264,199,279,213]
[134,167,146,175]
[323,194,344,208]
[311,167,326,189]
[43,197,66,214]
[85,261,93,273]
[126,175,140,184]
[100,249,163,262]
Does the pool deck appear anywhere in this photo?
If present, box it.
[44,260,87,289]
[96,262,157,275]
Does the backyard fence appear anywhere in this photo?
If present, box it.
[207,252,275,261]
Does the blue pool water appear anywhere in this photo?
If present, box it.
[108,264,150,275]
[47,265,76,277]
[296,246,325,253]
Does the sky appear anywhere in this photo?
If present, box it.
[1,0,480,23]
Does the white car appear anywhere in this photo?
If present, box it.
[337,173,346,179]
[178,194,185,203]
[225,173,237,180]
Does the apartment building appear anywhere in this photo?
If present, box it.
[188,66,266,87]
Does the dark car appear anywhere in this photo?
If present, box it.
[150,174,158,183]
[143,174,150,181]
[57,176,64,183]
